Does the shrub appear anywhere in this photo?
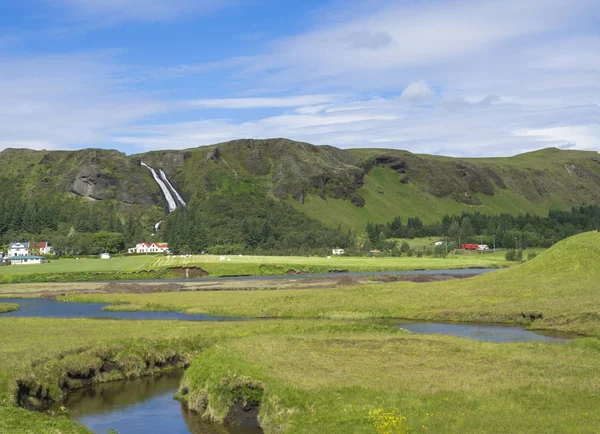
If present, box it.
[433,245,448,258]
[527,252,538,261]
[515,249,523,261]
[505,249,516,261]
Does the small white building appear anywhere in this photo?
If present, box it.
[10,255,46,265]
[434,241,445,246]
[100,253,111,259]
[332,248,346,255]
[128,242,170,254]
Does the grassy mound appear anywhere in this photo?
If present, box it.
[180,331,600,433]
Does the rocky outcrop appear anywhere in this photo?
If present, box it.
[71,167,117,200]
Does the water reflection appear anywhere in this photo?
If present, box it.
[55,371,262,434]
[391,321,573,343]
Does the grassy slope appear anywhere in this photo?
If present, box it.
[65,232,600,336]
[295,148,600,228]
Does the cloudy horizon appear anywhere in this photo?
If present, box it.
[0,0,598,157]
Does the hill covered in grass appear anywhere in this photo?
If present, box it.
[2,139,600,237]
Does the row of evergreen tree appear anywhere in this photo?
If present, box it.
[161,193,353,255]
[366,205,600,249]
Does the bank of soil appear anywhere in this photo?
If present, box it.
[16,347,192,412]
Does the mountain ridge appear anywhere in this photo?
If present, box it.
[2,139,600,231]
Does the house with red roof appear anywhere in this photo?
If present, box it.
[8,242,53,257]
[128,242,170,254]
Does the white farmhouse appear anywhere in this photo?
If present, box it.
[128,242,170,254]
[8,242,29,257]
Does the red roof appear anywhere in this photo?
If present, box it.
[37,242,48,249]
[137,242,168,248]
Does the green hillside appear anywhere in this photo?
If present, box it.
[2,139,600,237]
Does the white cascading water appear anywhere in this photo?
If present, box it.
[140,162,178,212]
[159,169,187,207]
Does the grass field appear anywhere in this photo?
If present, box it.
[0,251,512,283]
[0,232,598,433]
[0,256,153,275]
[64,232,600,336]
[0,317,598,433]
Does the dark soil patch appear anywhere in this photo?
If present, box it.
[336,276,360,286]
[371,274,477,283]
[168,267,209,278]
[224,401,262,428]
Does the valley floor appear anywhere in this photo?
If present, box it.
[0,233,598,433]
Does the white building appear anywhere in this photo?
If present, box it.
[332,248,346,255]
[10,255,46,265]
[128,242,170,254]
[8,242,53,257]
[8,242,29,257]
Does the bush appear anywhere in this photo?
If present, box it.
[527,252,538,261]
[505,249,516,261]
[515,249,523,261]
[433,245,448,258]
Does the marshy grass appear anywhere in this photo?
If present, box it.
[0,303,19,314]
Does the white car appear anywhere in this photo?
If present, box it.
[478,244,490,250]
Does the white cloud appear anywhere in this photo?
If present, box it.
[113,94,599,157]
[0,52,168,151]
[400,81,436,101]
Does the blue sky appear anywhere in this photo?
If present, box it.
[0,0,598,156]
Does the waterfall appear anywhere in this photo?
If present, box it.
[141,162,178,212]
[159,169,187,207]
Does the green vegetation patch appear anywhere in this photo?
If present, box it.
[180,332,600,433]
[0,303,19,314]
[64,232,600,336]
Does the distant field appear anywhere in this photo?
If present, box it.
[0,252,512,283]
[145,253,509,274]
[0,256,152,275]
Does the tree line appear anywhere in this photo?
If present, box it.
[366,205,600,250]
[161,193,353,255]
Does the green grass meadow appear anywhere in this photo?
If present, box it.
[0,232,599,432]
[0,250,512,283]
